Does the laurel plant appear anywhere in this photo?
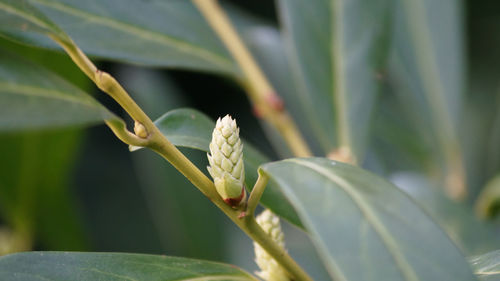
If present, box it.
[0,0,500,280]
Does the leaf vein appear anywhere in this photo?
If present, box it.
[288,159,420,281]
[29,0,234,71]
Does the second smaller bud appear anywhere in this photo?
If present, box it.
[207,115,246,207]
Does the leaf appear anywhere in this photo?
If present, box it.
[260,158,476,281]
[0,36,90,90]
[277,0,392,158]
[391,172,500,256]
[0,50,116,130]
[0,0,67,39]
[389,0,466,196]
[0,252,256,281]
[0,0,238,75]
[131,108,302,228]
[391,0,464,128]
[470,249,500,281]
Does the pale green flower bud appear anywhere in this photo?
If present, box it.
[207,115,246,206]
[254,209,290,281]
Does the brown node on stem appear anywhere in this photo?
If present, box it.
[252,93,284,118]
[223,186,247,208]
[327,146,357,165]
[266,92,284,112]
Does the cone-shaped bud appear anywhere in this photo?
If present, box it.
[254,210,290,281]
[207,115,246,206]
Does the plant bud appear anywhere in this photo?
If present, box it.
[207,115,246,206]
[134,121,148,138]
[254,209,290,281]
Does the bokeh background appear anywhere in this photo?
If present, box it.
[0,0,499,278]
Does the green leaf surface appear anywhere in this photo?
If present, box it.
[0,51,115,131]
[132,108,302,228]
[277,0,391,158]
[389,0,465,185]
[0,252,256,281]
[391,172,500,256]
[0,0,238,75]
[0,0,66,39]
[260,158,476,281]
[390,0,464,128]
[470,249,500,281]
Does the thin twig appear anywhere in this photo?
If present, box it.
[246,171,269,216]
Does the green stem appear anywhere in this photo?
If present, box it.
[51,35,313,281]
[246,171,269,216]
[105,119,148,147]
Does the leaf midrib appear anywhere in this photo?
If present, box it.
[29,0,235,72]
[0,2,52,32]
[287,159,420,281]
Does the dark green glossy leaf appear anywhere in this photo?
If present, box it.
[392,173,500,256]
[0,252,256,281]
[260,158,476,281]
[277,0,392,158]
[470,249,500,281]
[0,0,238,75]
[0,0,67,39]
[0,51,116,130]
[0,36,89,90]
[132,108,302,228]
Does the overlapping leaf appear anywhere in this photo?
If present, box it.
[0,0,238,74]
[389,0,466,195]
[0,51,115,130]
[261,158,476,281]
[277,0,392,158]
[392,172,500,256]
[0,252,256,281]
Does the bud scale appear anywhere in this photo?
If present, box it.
[207,115,246,206]
[254,209,290,281]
